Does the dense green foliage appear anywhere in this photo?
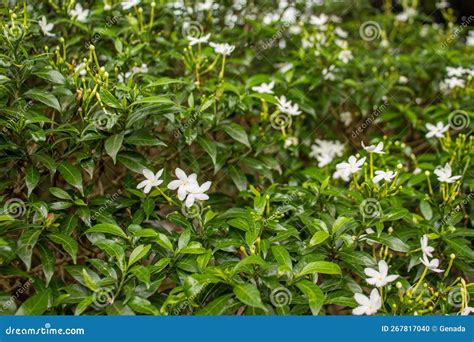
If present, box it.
[0,0,473,316]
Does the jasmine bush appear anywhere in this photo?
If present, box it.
[0,0,473,316]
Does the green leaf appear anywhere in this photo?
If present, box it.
[38,244,55,286]
[228,166,248,191]
[420,200,433,220]
[105,133,125,164]
[86,224,128,239]
[48,232,78,264]
[155,233,174,253]
[75,297,94,315]
[222,123,250,147]
[99,88,122,109]
[24,89,61,111]
[34,69,66,84]
[197,136,217,167]
[232,255,265,274]
[132,96,175,106]
[296,261,341,277]
[332,216,352,235]
[370,235,410,253]
[128,244,151,267]
[58,162,83,195]
[25,166,40,196]
[296,280,325,315]
[271,245,293,274]
[34,154,56,174]
[49,187,72,201]
[82,269,100,291]
[197,294,233,315]
[16,289,51,315]
[17,229,42,271]
[233,284,267,311]
[309,231,330,246]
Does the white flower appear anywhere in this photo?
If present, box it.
[309,14,328,29]
[333,168,351,182]
[338,50,353,64]
[251,81,275,94]
[461,307,474,315]
[373,170,396,184]
[335,39,348,49]
[446,66,467,78]
[167,168,200,201]
[276,96,302,116]
[278,63,293,74]
[362,141,384,154]
[336,155,366,175]
[364,260,399,287]
[434,163,461,183]
[69,3,89,22]
[284,136,298,149]
[137,169,164,194]
[353,289,381,315]
[322,65,336,80]
[436,0,450,9]
[74,63,87,76]
[395,8,417,22]
[420,235,434,258]
[38,16,54,37]
[309,139,345,167]
[334,27,348,38]
[441,77,466,90]
[187,33,211,46]
[340,111,352,126]
[399,75,408,84]
[425,122,449,139]
[209,42,235,55]
[121,0,140,10]
[185,181,212,207]
[420,255,444,273]
[196,0,214,11]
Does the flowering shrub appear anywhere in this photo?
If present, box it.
[0,0,473,316]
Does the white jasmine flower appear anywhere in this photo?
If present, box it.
[251,81,275,94]
[420,255,444,273]
[38,16,54,37]
[420,235,434,258]
[104,4,112,11]
[121,0,140,10]
[436,0,450,9]
[209,42,235,55]
[167,168,200,201]
[185,181,212,207]
[74,63,87,76]
[335,155,366,180]
[334,27,348,38]
[353,289,381,315]
[461,307,474,315]
[284,137,298,149]
[425,122,449,138]
[373,170,396,184]
[395,8,417,22]
[310,14,328,29]
[413,167,422,175]
[340,111,352,126]
[196,0,214,11]
[467,33,474,47]
[69,3,89,22]
[276,96,302,116]
[434,163,461,183]
[137,169,164,194]
[338,50,353,64]
[364,260,399,287]
[335,39,348,49]
[362,141,384,154]
[399,75,408,84]
[322,65,336,80]
[309,139,345,167]
[187,33,211,46]
[446,66,467,78]
[333,168,351,182]
[278,63,293,74]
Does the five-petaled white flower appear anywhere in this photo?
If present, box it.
[373,170,396,184]
[420,255,444,273]
[362,141,384,154]
[276,96,302,116]
[425,122,449,139]
[338,50,353,64]
[188,33,211,46]
[137,169,164,194]
[336,155,366,176]
[434,163,461,183]
[69,3,90,23]
[353,289,381,316]
[39,16,54,37]
[251,81,275,94]
[420,235,434,258]
[121,0,140,10]
[209,42,235,55]
[184,181,212,207]
[167,168,200,201]
[364,260,399,287]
